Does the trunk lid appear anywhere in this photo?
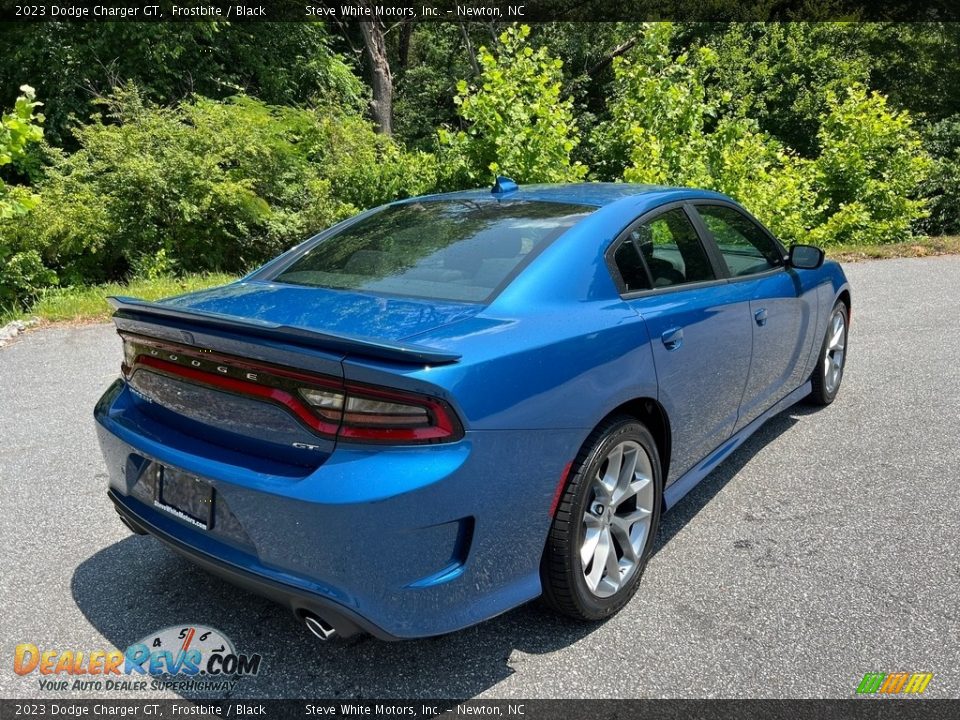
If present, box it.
[160,280,481,343]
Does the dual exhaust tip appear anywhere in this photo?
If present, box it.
[302,611,338,641]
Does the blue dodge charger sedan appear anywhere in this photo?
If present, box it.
[96,180,850,640]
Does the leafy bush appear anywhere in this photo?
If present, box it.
[698,119,819,246]
[2,87,439,301]
[809,87,931,245]
[598,24,930,247]
[0,85,44,219]
[439,25,587,186]
[312,109,439,210]
[704,23,872,156]
[593,23,716,183]
[0,86,49,307]
[0,248,57,308]
[918,115,960,235]
[600,25,818,245]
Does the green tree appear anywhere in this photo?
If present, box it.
[0,23,364,147]
[599,24,929,247]
[392,23,481,149]
[0,85,55,306]
[810,86,931,246]
[862,23,960,125]
[598,24,817,244]
[919,115,960,235]
[595,23,716,183]
[697,23,872,156]
[439,24,587,185]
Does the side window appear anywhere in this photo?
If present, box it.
[696,205,783,277]
[613,239,651,292]
[634,208,716,288]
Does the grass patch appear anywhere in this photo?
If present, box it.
[826,235,960,262]
[1,273,237,326]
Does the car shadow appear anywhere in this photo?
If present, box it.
[71,405,819,700]
[71,536,597,699]
[654,404,816,552]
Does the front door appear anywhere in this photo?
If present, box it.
[691,203,818,429]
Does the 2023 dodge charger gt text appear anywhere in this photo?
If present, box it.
[96,180,850,640]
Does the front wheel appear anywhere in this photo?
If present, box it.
[541,416,663,621]
[808,301,848,405]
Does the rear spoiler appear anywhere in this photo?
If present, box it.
[107,296,461,365]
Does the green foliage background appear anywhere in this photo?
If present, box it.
[1,21,957,308]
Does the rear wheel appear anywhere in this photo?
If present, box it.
[808,302,848,406]
[541,416,662,621]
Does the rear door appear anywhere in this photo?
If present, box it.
[690,203,819,429]
[609,204,754,483]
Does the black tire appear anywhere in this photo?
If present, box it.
[808,301,849,406]
[541,415,663,621]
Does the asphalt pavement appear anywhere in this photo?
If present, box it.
[1,256,958,699]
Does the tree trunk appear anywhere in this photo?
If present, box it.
[460,24,481,76]
[587,37,639,77]
[397,22,413,77]
[359,19,393,136]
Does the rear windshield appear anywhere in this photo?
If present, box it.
[272,200,593,302]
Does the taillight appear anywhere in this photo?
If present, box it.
[298,388,345,423]
[122,339,138,373]
[337,384,460,442]
[120,333,463,444]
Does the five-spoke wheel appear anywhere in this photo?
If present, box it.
[541,416,662,620]
[580,440,655,598]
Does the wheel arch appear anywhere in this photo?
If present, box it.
[837,287,851,314]
[600,397,672,485]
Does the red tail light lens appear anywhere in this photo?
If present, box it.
[337,384,460,442]
[120,334,463,444]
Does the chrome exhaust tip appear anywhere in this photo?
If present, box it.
[303,612,338,641]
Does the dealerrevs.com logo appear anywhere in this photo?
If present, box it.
[14,625,262,693]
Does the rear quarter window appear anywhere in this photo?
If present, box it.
[272,200,593,302]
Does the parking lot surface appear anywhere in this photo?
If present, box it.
[2,256,958,699]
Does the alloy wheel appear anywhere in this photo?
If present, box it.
[580,440,656,598]
[824,310,847,395]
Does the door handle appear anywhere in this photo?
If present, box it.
[754,308,768,327]
[661,327,683,350]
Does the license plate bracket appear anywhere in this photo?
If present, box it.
[155,466,214,529]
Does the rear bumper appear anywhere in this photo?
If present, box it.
[109,489,389,639]
[95,379,586,639]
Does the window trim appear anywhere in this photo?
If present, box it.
[604,201,730,299]
[688,200,790,280]
[611,238,654,295]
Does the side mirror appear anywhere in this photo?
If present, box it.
[788,244,825,270]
